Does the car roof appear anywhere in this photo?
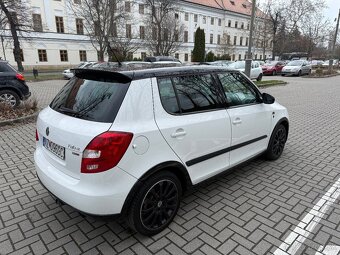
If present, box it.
[73,65,235,82]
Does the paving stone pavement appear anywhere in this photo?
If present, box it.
[1,76,340,255]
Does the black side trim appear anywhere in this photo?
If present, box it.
[186,135,268,167]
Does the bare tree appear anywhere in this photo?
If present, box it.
[69,0,129,61]
[0,0,32,71]
[217,32,235,59]
[143,0,185,56]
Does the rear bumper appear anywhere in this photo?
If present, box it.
[34,147,138,215]
[281,70,299,75]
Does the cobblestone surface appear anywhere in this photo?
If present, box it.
[1,76,340,254]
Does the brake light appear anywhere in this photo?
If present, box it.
[16,73,25,81]
[81,132,133,174]
[36,129,39,141]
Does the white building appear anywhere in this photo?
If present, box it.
[0,0,272,70]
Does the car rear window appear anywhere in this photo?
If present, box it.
[50,77,130,123]
[0,62,16,72]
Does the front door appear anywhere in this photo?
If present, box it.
[216,72,272,166]
[153,74,232,184]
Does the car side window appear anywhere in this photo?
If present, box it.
[172,74,224,113]
[217,72,258,107]
[158,78,180,114]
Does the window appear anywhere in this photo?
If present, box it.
[175,13,179,19]
[194,14,198,22]
[218,72,257,106]
[126,24,132,38]
[217,35,221,45]
[235,21,238,28]
[76,18,84,35]
[125,2,131,12]
[158,75,224,114]
[185,13,189,21]
[32,14,43,32]
[218,19,221,26]
[246,37,249,46]
[141,52,146,60]
[241,22,244,29]
[140,26,145,39]
[211,17,214,25]
[175,53,179,59]
[55,16,64,33]
[184,31,188,42]
[38,49,47,62]
[184,53,188,61]
[139,4,144,14]
[234,36,237,45]
[238,54,241,60]
[79,50,87,61]
[232,54,235,61]
[210,34,213,44]
[228,20,231,27]
[227,35,230,44]
[203,16,206,24]
[240,37,243,46]
[60,50,68,62]
[247,23,250,30]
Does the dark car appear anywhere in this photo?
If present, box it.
[262,61,285,75]
[0,61,31,107]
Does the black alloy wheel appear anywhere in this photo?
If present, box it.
[127,171,182,236]
[265,124,287,160]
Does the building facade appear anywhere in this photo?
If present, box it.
[0,0,272,70]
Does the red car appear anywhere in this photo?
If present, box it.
[262,61,285,75]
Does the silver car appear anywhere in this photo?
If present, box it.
[281,60,311,76]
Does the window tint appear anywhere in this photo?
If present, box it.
[158,78,180,114]
[50,78,129,123]
[172,74,224,113]
[218,72,258,106]
[0,63,15,72]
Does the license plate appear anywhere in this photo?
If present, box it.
[43,137,65,160]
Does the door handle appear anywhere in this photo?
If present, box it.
[171,129,186,138]
[232,118,242,125]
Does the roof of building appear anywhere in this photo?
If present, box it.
[183,0,265,17]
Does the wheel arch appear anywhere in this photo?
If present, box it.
[121,161,192,215]
[273,117,289,140]
[0,86,23,99]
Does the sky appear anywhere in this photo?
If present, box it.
[325,0,340,21]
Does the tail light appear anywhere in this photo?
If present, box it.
[36,129,39,141]
[81,131,133,174]
[16,73,25,81]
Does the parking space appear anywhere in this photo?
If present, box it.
[1,75,340,254]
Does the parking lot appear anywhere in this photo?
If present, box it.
[1,74,340,255]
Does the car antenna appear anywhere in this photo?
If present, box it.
[107,42,122,67]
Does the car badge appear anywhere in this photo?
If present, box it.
[46,127,50,136]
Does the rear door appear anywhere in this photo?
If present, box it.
[217,72,272,166]
[153,74,232,184]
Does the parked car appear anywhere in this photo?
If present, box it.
[0,60,31,107]
[144,56,181,63]
[227,61,263,81]
[35,65,289,236]
[262,61,285,75]
[62,62,95,79]
[322,59,339,67]
[200,60,232,67]
[310,60,324,67]
[281,60,312,76]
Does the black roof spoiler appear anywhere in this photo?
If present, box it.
[72,68,133,83]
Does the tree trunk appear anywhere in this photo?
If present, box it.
[0,0,24,71]
[97,50,104,61]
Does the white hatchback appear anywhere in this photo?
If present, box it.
[35,66,289,236]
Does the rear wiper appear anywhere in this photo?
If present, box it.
[58,106,91,119]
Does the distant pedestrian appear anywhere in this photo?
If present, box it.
[33,67,38,79]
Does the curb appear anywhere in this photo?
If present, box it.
[257,82,288,88]
[0,112,39,127]
[301,73,340,79]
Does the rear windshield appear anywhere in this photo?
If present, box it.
[0,62,16,72]
[50,78,130,123]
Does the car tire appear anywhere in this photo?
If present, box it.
[0,90,20,107]
[272,70,277,76]
[256,73,263,81]
[298,70,302,76]
[264,124,287,160]
[127,171,182,236]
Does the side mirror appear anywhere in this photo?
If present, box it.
[262,93,275,104]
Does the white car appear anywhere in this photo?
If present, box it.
[227,61,263,81]
[281,60,312,76]
[35,66,289,236]
[62,62,95,79]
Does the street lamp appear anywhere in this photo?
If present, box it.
[329,9,340,72]
[0,35,6,60]
[245,0,256,78]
